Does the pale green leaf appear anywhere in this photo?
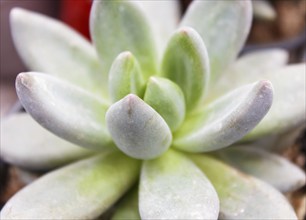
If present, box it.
[106,94,172,160]
[0,113,93,170]
[10,8,107,98]
[139,150,219,219]
[144,77,185,131]
[161,27,210,111]
[210,48,289,98]
[16,72,113,151]
[108,51,145,102]
[174,80,273,152]
[135,0,180,59]
[190,154,297,219]
[250,123,306,152]
[180,0,252,80]
[0,152,140,219]
[216,146,305,192]
[90,0,157,78]
[244,64,306,140]
[111,186,140,220]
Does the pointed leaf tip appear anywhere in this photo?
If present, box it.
[108,51,145,102]
[181,0,252,80]
[16,72,112,151]
[106,94,172,160]
[161,27,210,111]
[174,80,273,152]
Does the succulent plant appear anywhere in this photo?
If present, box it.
[1,0,305,219]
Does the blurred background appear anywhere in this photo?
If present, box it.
[1,0,305,117]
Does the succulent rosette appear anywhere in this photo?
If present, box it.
[1,0,305,219]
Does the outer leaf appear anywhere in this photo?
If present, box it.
[244,64,306,139]
[161,27,210,111]
[10,8,107,98]
[211,48,289,97]
[0,113,93,170]
[16,72,113,151]
[216,146,305,192]
[190,154,298,219]
[106,94,172,160]
[174,80,273,152]
[111,186,140,220]
[135,0,180,59]
[251,123,306,152]
[144,77,185,131]
[90,0,157,78]
[139,150,219,220]
[108,51,145,102]
[180,0,252,80]
[0,152,140,219]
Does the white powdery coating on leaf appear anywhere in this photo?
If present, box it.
[139,150,219,219]
[106,94,172,160]
[174,80,273,152]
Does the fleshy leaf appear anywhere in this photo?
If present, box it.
[161,27,210,111]
[135,0,180,59]
[0,152,140,219]
[174,80,273,152]
[90,0,157,78]
[10,8,107,98]
[106,94,172,160]
[216,146,305,192]
[139,150,219,219]
[190,154,298,219]
[108,51,145,102]
[144,77,185,131]
[211,62,305,140]
[251,124,306,152]
[0,113,93,170]
[211,48,289,97]
[111,186,140,220]
[244,64,306,140]
[16,72,113,151]
[180,0,252,80]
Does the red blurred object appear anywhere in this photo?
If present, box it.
[60,0,92,40]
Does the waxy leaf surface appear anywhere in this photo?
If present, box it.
[91,0,157,78]
[1,114,93,170]
[16,72,113,151]
[108,52,145,102]
[190,154,297,219]
[0,152,140,219]
[174,81,273,152]
[181,0,252,80]
[161,27,210,111]
[106,94,172,160]
[135,0,180,59]
[211,48,289,97]
[216,146,305,192]
[10,8,107,98]
[144,77,185,131]
[140,150,219,220]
